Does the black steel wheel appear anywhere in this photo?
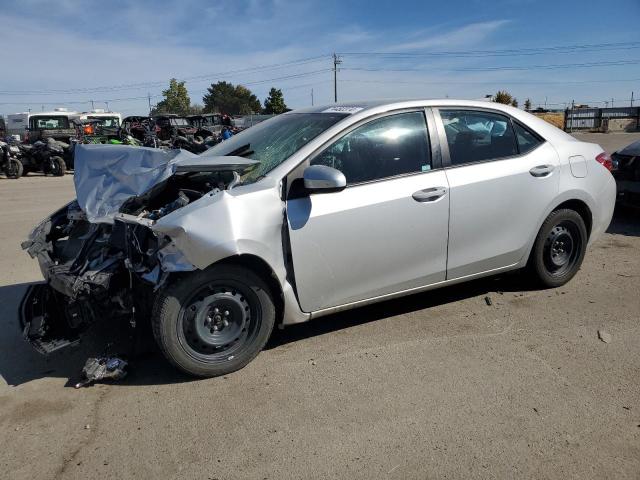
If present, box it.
[528,209,588,287]
[152,264,276,377]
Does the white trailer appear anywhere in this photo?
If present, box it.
[7,112,30,139]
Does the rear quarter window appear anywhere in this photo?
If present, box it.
[513,121,544,154]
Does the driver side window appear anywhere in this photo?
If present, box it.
[311,111,431,185]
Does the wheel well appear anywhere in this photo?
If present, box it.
[553,199,592,237]
[216,254,284,324]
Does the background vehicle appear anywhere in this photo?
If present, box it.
[0,140,23,178]
[153,114,198,141]
[26,108,80,143]
[6,112,30,140]
[19,138,67,176]
[119,116,153,143]
[188,114,223,139]
[20,100,616,378]
[611,139,640,207]
[79,110,122,140]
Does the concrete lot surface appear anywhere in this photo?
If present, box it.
[0,133,639,479]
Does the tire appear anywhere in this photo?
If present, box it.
[50,156,66,176]
[4,158,23,179]
[528,209,588,288]
[152,264,276,377]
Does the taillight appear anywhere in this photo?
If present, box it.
[595,152,613,172]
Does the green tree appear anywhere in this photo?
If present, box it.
[524,98,532,111]
[153,78,191,115]
[202,81,262,115]
[511,98,519,108]
[263,87,288,114]
[492,90,514,105]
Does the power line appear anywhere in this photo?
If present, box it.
[0,55,332,96]
[344,59,640,74]
[338,41,640,58]
[339,77,640,86]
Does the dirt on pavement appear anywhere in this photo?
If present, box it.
[0,134,638,479]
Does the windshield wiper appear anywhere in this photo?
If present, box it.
[225,143,254,157]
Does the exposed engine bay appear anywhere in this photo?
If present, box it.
[20,144,258,354]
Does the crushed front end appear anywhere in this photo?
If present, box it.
[20,201,162,353]
[19,144,258,355]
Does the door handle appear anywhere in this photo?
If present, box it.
[412,186,447,202]
[529,165,555,177]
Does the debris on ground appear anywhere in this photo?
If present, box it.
[74,356,128,388]
[597,330,612,344]
[308,359,317,366]
[484,296,493,306]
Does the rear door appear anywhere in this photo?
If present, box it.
[286,109,450,312]
[435,108,560,279]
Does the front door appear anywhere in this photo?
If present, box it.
[286,110,450,312]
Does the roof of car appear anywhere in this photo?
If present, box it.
[291,99,575,142]
[293,99,522,114]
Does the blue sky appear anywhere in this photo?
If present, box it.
[1,0,639,115]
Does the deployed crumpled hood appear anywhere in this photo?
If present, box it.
[74,144,258,223]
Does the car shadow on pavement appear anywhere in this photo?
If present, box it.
[0,274,532,388]
[266,272,530,351]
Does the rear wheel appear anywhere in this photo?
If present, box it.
[50,156,66,176]
[528,209,587,287]
[4,158,23,178]
[152,264,276,377]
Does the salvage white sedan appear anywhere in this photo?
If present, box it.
[21,100,616,376]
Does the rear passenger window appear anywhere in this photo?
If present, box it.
[513,121,543,154]
[311,112,431,184]
[440,110,517,166]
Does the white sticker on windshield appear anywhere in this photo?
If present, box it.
[321,106,364,114]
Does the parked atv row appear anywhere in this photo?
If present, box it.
[0,138,70,179]
[117,114,229,154]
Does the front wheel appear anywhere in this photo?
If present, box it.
[528,209,588,288]
[4,158,23,178]
[152,264,276,377]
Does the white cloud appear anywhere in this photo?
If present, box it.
[383,20,511,52]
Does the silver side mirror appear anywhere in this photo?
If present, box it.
[303,165,346,192]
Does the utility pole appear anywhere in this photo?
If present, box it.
[333,53,342,103]
[611,97,614,108]
[105,101,109,112]
[90,99,95,110]
[311,88,314,106]
[148,93,152,115]
[631,91,634,107]
[570,100,575,133]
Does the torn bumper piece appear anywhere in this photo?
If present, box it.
[20,283,81,354]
